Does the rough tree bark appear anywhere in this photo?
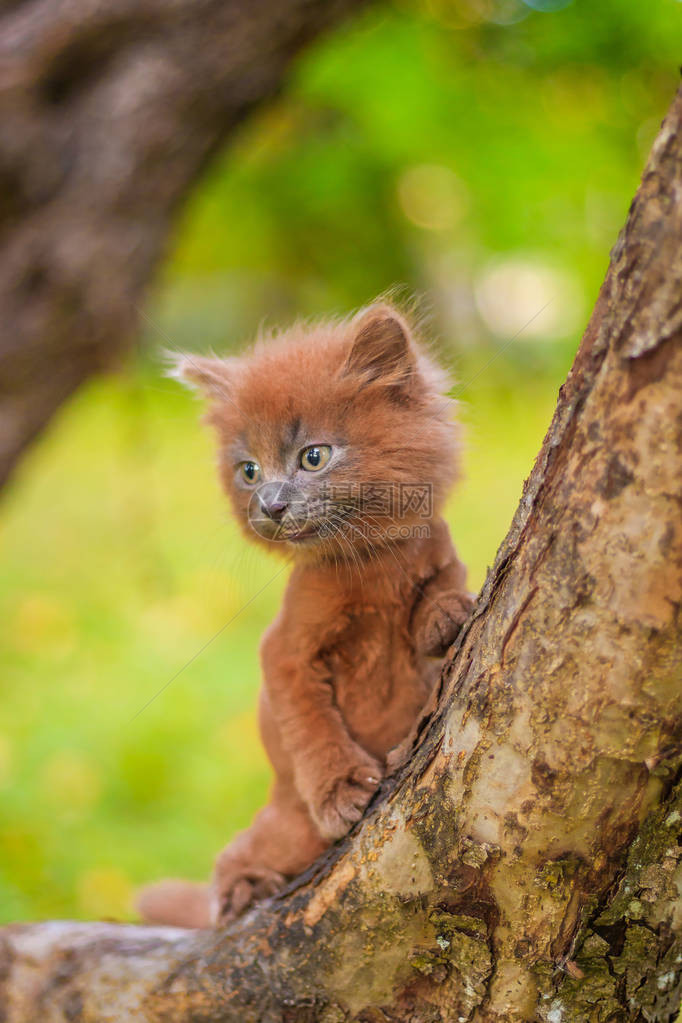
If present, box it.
[1,78,681,1023]
[0,0,367,490]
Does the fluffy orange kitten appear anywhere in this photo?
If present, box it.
[137,302,473,927]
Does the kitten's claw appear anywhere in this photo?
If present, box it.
[210,861,285,925]
[311,752,384,841]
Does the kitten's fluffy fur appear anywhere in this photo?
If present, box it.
[137,302,473,927]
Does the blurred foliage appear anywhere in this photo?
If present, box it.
[1,0,680,923]
[155,0,680,359]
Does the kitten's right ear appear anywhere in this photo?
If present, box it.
[164,352,234,402]
[344,304,416,390]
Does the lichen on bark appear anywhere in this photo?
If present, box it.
[536,778,682,1023]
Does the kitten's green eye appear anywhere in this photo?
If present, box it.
[300,445,332,472]
[239,460,261,484]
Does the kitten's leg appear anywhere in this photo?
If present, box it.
[137,786,325,928]
[136,878,213,929]
[210,782,327,924]
[411,559,475,658]
[386,561,476,776]
[262,662,384,843]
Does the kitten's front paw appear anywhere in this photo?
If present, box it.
[210,855,285,925]
[414,589,474,657]
[306,750,383,841]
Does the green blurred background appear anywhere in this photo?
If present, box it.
[1,0,680,924]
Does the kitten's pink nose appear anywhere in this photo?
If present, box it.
[257,483,289,521]
[264,499,287,520]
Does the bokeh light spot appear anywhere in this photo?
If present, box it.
[77,867,133,920]
[397,164,468,231]
[13,594,77,658]
[475,257,584,341]
[42,751,101,816]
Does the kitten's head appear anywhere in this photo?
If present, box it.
[171,302,459,561]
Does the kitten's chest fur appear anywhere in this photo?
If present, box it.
[264,524,451,758]
[317,588,435,756]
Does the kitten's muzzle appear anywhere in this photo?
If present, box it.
[247,480,311,542]
[256,482,291,521]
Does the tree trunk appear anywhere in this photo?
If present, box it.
[1,77,681,1023]
[0,0,366,490]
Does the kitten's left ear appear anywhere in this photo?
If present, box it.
[345,304,416,390]
[165,351,235,403]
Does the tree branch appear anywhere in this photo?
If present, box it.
[2,78,681,1023]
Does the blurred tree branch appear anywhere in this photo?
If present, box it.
[1,85,681,1023]
[0,0,367,489]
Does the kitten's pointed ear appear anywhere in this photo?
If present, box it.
[165,352,234,402]
[345,305,415,389]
